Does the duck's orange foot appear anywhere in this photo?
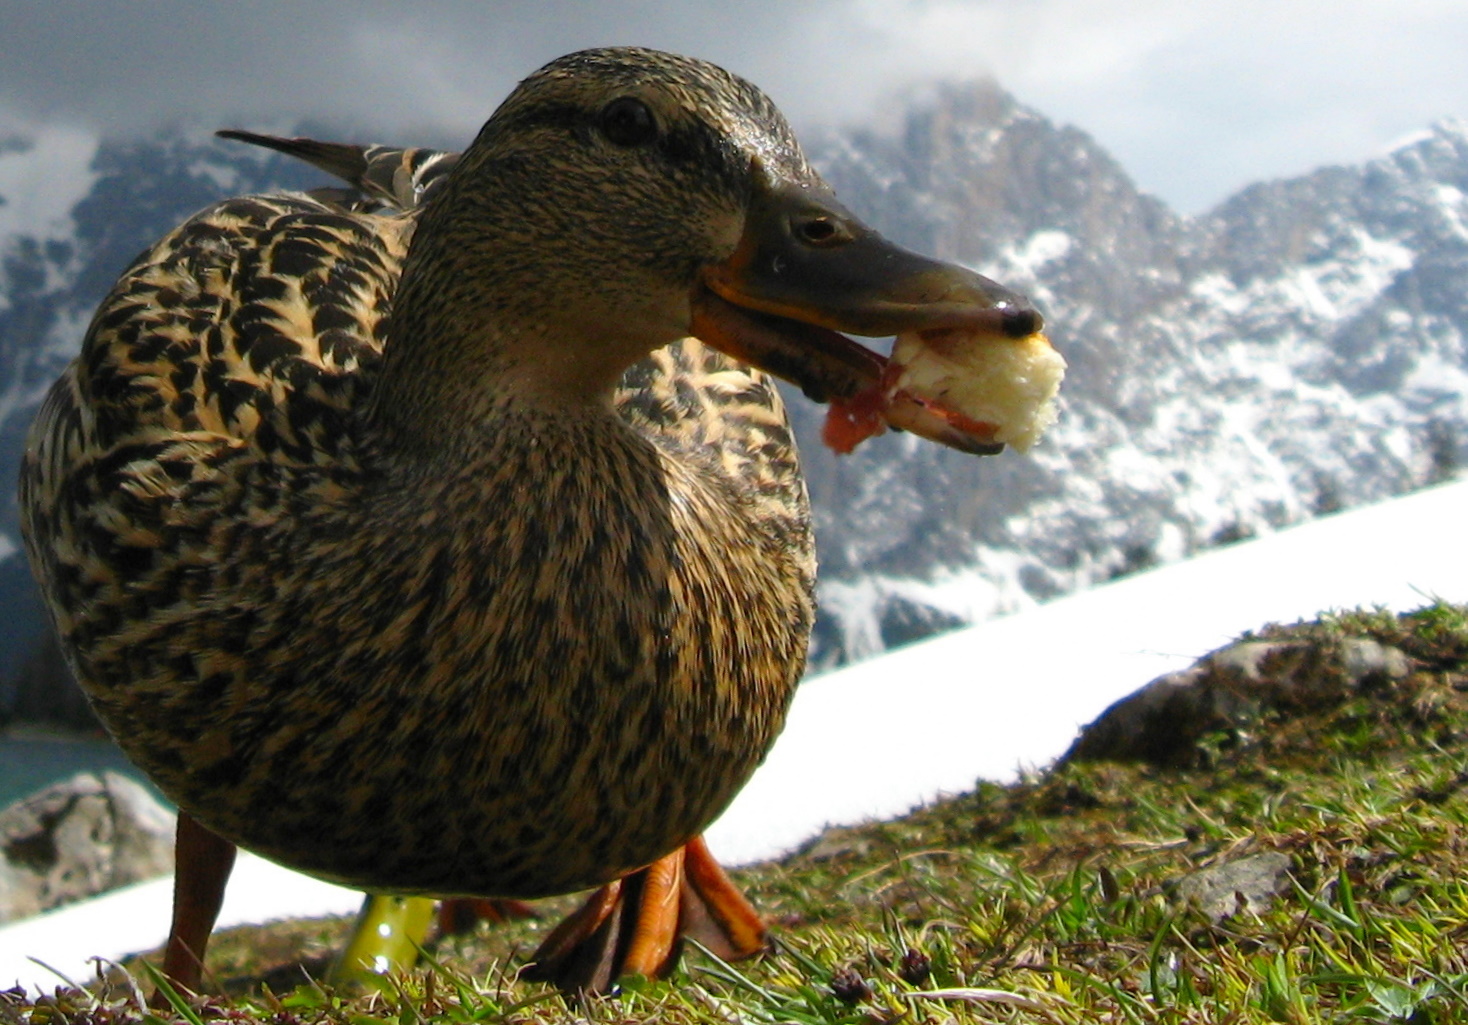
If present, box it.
[523,835,766,993]
[436,896,540,937]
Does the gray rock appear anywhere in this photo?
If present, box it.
[0,771,174,923]
[1062,634,1415,767]
[1059,662,1254,766]
[1171,851,1294,922]
[797,825,875,862]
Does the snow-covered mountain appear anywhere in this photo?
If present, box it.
[0,83,1464,716]
[795,84,1467,664]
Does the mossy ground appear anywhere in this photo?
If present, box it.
[5,604,1467,1024]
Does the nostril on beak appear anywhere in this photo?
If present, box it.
[794,215,850,248]
[800,218,835,242]
[1001,305,1044,337]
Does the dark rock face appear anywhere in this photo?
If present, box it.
[6,628,96,732]
[0,771,174,922]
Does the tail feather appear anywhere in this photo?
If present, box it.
[216,129,369,185]
[217,129,459,211]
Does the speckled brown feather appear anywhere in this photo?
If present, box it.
[21,48,815,899]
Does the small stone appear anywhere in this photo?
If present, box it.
[1209,641,1297,682]
[1339,638,1411,688]
[1059,662,1250,766]
[1171,851,1293,922]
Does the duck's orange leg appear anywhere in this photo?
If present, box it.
[153,811,237,1005]
[524,836,766,993]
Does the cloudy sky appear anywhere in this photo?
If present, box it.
[1,0,1466,214]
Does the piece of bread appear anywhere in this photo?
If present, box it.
[889,327,1065,453]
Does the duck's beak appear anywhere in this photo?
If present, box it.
[693,165,1043,455]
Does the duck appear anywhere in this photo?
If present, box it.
[19,47,1041,995]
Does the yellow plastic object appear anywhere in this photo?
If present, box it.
[329,894,437,989]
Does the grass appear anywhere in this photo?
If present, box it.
[5,603,1467,1024]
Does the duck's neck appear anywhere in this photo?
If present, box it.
[365,160,690,456]
[367,279,623,456]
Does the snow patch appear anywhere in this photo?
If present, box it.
[40,306,93,364]
[1280,229,1412,323]
[1382,127,1437,156]
[989,229,1073,280]
[0,126,99,246]
[1015,228,1072,271]
[1430,183,1468,240]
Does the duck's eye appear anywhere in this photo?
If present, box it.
[600,97,658,148]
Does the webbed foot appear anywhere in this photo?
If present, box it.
[523,836,765,993]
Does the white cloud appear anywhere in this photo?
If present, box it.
[0,0,1465,213]
[786,0,1468,211]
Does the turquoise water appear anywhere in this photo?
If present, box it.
[0,734,157,808]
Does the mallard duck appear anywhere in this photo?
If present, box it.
[20,47,1040,994]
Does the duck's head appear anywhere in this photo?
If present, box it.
[387,47,1040,455]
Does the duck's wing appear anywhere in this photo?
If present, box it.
[20,175,410,653]
[217,130,459,212]
[71,189,401,447]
